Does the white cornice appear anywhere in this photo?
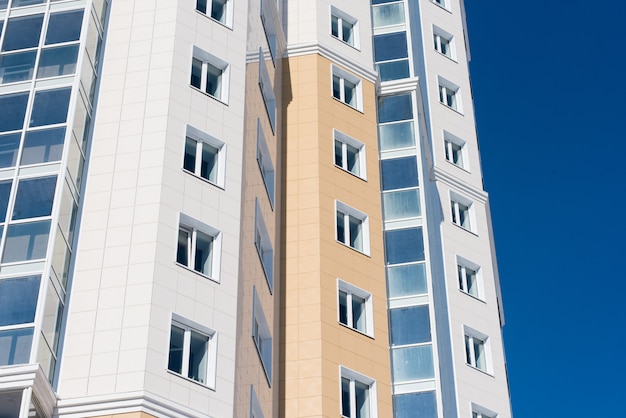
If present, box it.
[285,42,378,83]
[0,364,57,417]
[431,166,488,203]
[379,77,420,95]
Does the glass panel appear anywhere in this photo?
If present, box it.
[37,44,80,78]
[12,0,44,6]
[336,211,345,243]
[45,10,84,45]
[392,345,435,382]
[0,276,40,326]
[58,182,78,244]
[41,277,63,352]
[191,57,202,89]
[200,142,218,182]
[390,305,431,346]
[2,14,44,52]
[344,79,356,106]
[385,227,424,265]
[0,391,23,418]
[352,294,366,332]
[0,51,36,84]
[183,137,197,173]
[194,230,213,275]
[0,92,29,132]
[378,94,413,123]
[196,0,207,13]
[211,0,227,23]
[338,290,348,326]
[387,263,427,298]
[0,0,6,9]
[188,330,208,383]
[378,59,410,82]
[177,228,189,266]
[0,180,12,221]
[355,380,369,418]
[331,15,339,38]
[372,3,405,28]
[2,220,51,263]
[167,325,184,374]
[341,377,351,417]
[205,64,222,98]
[383,189,421,220]
[346,143,359,175]
[334,139,343,167]
[21,127,66,165]
[474,338,485,370]
[374,32,408,62]
[341,20,353,44]
[36,332,55,382]
[381,156,418,190]
[0,328,33,365]
[332,75,341,100]
[378,122,415,151]
[51,226,71,288]
[66,133,85,190]
[0,133,20,168]
[393,391,438,418]
[30,87,72,127]
[12,176,57,220]
[348,214,362,251]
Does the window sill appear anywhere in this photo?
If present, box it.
[332,96,363,114]
[167,369,216,390]
[459,289,486,304]
[331,35,361,52]
[334,164,367,182]
[444,159,471,174]
[338,321,374,339]
[190,85,229,106]
[451,222,478,237]
[195,9,233,31]
[439,101,464,116]
[465,363,494,378]
[182,168,225,190]
[434,49,457,63]
[335,240,370,257]
[175,262,219,284]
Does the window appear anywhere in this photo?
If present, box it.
[381,156,420,221]
[457,258,480,299]
[472,404,498,418]
[432,0,447,8]
[438,78,462,112]
[255,200,274,291]
[334,130,366,179]
[168,313,217,388]
[196,0,231,26]
[450,192,474,232]
[433,27,454,60]
[340,366,377,418]
[176,214,221,281]
[373,31,410,81]
[338,279,373,336]
[257,120,275,207]
[183,125,226,188]
[252,287,272,383]
[377,94,415,151]
[30,87,72,127]
[1,14,44,52]
[393,391,437,418]
[372,2,405,29]
[332,65,362,111]
[464,327,491,373]
[0,92,29,133]
[443,131,466,169]
[258,49,276,132]
[331,7,358,48]
[250,386,265,418]
[45,10,84,45]
[260,0,278,63]
[191,47,229,103]
[384,227,424,265]
[2,220,51,263]
[336,201,369,254]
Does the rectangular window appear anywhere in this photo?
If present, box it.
[450,192,474,232]
[457,258,480,299]
[433,26,455,59]
[176,214,221,281]
[372,2,405,29]
[472,404,498,418]
[255,200,274,291]
[438,77,462,112]
[191,47,229,103]
[377,93,415,151]
[252,286,272,384]
[196,0,231,26]
[331,7,358,48]
[258,48,276,132]
[338,279,373,336]
[250,386,265,418]
[334,130,366,179]
[260,0,278,64]
[332,65,362,111]
[183,125,225,188]
[444,131,466,169]
[394,392,437,418]
[464,327,491,373]
[168,313,217,388]
[340,366,377,418]
[373,31,410,81]
[257,120,275,207]
[336,201,369,254]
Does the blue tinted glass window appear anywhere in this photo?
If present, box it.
[387,263,427,298]
[2,15,44,52]
[392,345,434,382]
[0,328,33,366]
[378,60,410,81]
[390,305,431,346]
[45,10,84,45]
[372,0,399,4]
[12,0,45,7]
[381,156,418,190]
[0,180,11,221]
[385,227,424,264]
[21,128,65,165]
[0,276,40,326]
[393,391,438,418]
[374,32,408,62]
[30,88,71,127]
[37,45,79,78]
[0,133,21,168]
[0,1,6,10]
[2,220,51,263]
[0,93,28,132]
[12,176,57,220]
[378,94,413,123]
[0,51,36,84]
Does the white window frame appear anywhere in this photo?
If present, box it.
[331,65,363,111]
[177,213,222,282]
[258,48,276,132]
[337,279,374,336]
[255,199,274,292]
[252,286,273,384]
[335,200,370,255]
[195,0,233,27]
[340,366,378,418]
[257,119,275,208]
[471,403,498,418]
[250,385,265,418]
[457,256,482,300]
[464,326,492,374]
[330,6,360,49]
[183,125,226,188]
[433,25,456,60]
[168,313,218,389]
[191,46,230,104]
[334,129,366,180]
[437,76,462,113]
[450,191,475,233]
[443,131,468,171]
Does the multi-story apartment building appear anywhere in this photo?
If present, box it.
[0,0,511,417]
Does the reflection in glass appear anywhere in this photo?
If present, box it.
[378,60,410,82]
[393,392,438,418]
[390,305,431,346]
[378,94,413,123]
[12,176,57,219]
[2,14,44,52]
[374,32,408,62]
[387,263,427,298]
[188,330,208,383]
[0,328,33,366]
[0,180,12,221]
[45,10,84,45]
[0,133,21,168]
[0,93,29,132]
[30,88,72,127]
[392,345,435,382]
[167,325,184,374]
[3,220,51,263]
[0,276,40,326]
[381,156,418,190]
[383,189,421,221]
[0,51,36,84]
[37,45,79,78]
[372,3,405,28]
[21,127,66,165]
[385,227,424,265]
[12,0,45,7]
[378,121,415,151]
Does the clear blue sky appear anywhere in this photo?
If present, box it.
[465,2,626,416]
